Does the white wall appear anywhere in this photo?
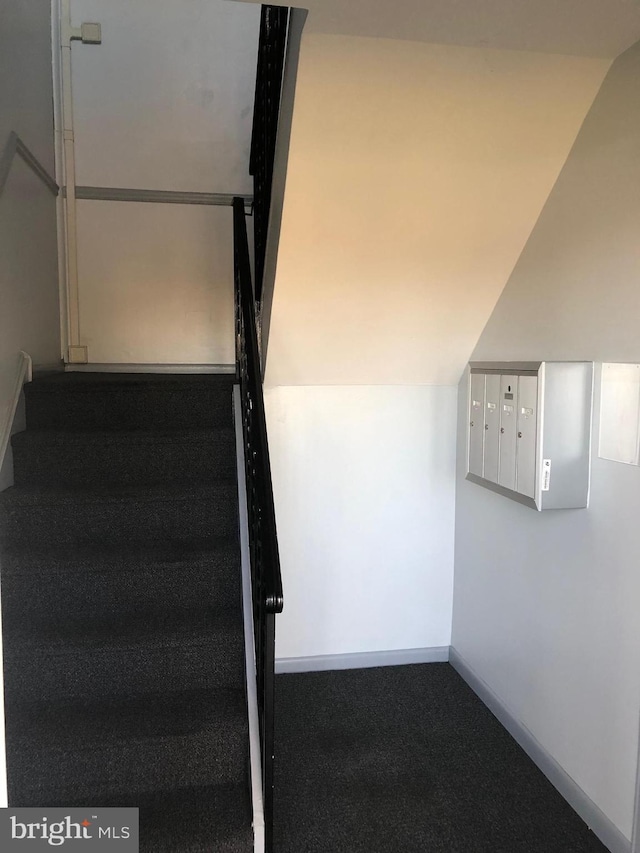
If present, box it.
[266,385,457,659]
[453,40,640,842]
[67,0,260,365]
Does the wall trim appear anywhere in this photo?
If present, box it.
[233,386,265,853]
[72,186,252,208]
[0,131,59,198]
[65,363,235,375]
[275,645,450,674]
[0,352,32,478]
[449,646,631,853]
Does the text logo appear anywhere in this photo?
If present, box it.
[1,808,138,851]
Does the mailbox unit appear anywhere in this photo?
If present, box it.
[467,362,593,510]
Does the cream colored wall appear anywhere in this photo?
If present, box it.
[265,34,609,387]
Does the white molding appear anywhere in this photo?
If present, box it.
[0,352,32,479]
[52,0,69,361]
[233,386,265,853]
[73,186,252,207]
[64,363,235,374]
[449,647,631,853]
[275,646,450,674]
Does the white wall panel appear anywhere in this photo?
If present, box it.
[265,385,457,659]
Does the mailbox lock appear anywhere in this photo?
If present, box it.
[518,431,523,438]
[470,420,474,427]
[485,424,489,430]
[500,427,505,434]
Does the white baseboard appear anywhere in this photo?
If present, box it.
[233,387,264,853]
[449,647,630,853]
[64,363,235,374]
[275,646,450,674]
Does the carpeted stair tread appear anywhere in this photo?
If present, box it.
[0,481,238,543]
[4,609,245,702]
[0,480,237,507]
[25,373,236,431]
[43,783,253,853]
[7,689,248,804]
[11,428,236,486]
[0,534,238,576]
[4,605,243,648]
[1,537,241,618]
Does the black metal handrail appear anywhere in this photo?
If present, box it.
[250,4,289,305]
[233,196,283,853]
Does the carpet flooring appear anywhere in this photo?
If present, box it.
[0,372,253,852]
[274,664,610,853]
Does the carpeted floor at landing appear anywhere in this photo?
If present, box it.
[274,663,609,853]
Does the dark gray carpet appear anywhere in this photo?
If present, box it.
[0,372,252,852]
[274,664,609,853]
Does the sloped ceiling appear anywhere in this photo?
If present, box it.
[234,0,640,58]
[247,2,635,385]
[265,35,610,385]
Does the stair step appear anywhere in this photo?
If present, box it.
[24,373,236,431]
[0,537,240,620]
[6,690,248,804]
[3,609,244,702]
[12,428,236,486]
[0,482,238,544]
[36,783,253,853]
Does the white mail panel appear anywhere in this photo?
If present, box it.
[466,362,593,510]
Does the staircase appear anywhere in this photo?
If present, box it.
[0,372,253,852]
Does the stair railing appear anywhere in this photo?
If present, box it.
[249,4,289,305]
[233,196,283,853]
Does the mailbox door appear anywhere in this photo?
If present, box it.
[469,373,486,476]
[498,375,518,490]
